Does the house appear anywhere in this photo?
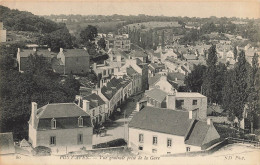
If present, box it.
[148,74,176,93]
[28,102,93,153]
[0,132,15,155]
[128,106,220,155]
[17,48,56,72]
[0,22,6,42]
[148,63,165,78]
[183,54,198,61]
[55,48,90,75]
[143,90,207,119]
[100,76,133,116]
[167,72,186,88]
[128,50,148,63]
[75,93,107,126]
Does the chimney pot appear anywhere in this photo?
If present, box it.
[207,118,212,125]
[83,100,90,112]
[60,48,63,52]
[31,102,37,126]
[48,48,51,52]
[33,47,37,52]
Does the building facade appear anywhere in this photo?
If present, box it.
[28,102,93,153]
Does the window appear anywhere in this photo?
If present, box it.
[192,100,197,105]
[50,136,56,145]
[167,138,172,148]
[153,136,157,145]
[51,118,56,129]
[78,116,83,127]
[139,134,144,143]
[138,146,143,150]
[93,109,95,117]
[186,147,190,152]
[78,134,83,144]
[152,149,157,153]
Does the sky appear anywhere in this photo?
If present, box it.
[1,0,260,18]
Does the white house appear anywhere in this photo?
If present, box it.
[128,106,220,155]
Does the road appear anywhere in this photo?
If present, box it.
[92,93,143,145]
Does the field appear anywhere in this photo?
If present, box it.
[124,21,181,30]
[66,21,125,34]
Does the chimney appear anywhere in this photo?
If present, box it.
[175,77,178,81]
[18,48,20,53]
[48,48,51,52]
[33,47,37,52]
[83,100,90,112]
[31,102,37,126]
[189,110,193,119]
[207,118,212,125]
[60,48,63,52]
[92,89,98,95]
[93,63,97,70]
[166,93,176,110]
[75,95,82,106]
[116,55,121,62]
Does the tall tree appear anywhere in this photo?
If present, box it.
[97,37,106,50]
[80,25,98,43]
[233,46,238,61]
[246,53,259,133]
[202,45,218,104]
[232,50,249,127]
[184,64,207,92]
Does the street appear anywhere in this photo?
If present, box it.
[92,93,143,145]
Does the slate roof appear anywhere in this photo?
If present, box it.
[82,93,106,109]
[145,88,168,103]
[148,74,161,86]
[129,50,148,58]
[129,107,191,136]
[62,49,90,57]
[183,54,197,60]
[101,77,131,100]
[0,132,15,155]
[127,66,139,77]
[167,72,185,81]
[184,120,210,146]
[36,103,90,119]
[19,49,56,58]
[28,103,92,130]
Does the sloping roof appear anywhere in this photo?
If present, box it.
[167,72,185,81]
[145,88,168,103]
[148,74,161,86]
[0,132,15,155]
[62,49,90,57]
[184,120,210,146]
[127,66,139,76]
[82,93,106,109]
[129,50,148,58]
[19,49,56,58]
[36,103,89,119]
[129,107,191,136]
[183,54,197,60]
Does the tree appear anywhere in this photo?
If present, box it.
[222,70,236,124]
[184,64,207,92]
[202,45,218,104]
[161,30,165,48]
[97,37,106,50]
[80,25,98,43]
[233,46,238,61]
[232,50,249,127]
[246,53,259,133]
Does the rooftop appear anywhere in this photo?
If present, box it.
[82,93,106,109]
[129,107,191,136]
[62,49,90,57]
[176,92,206,98]
[145,88,168,103]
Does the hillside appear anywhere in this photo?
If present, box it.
[0,5,64,33]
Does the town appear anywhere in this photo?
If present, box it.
[0,3,260,163]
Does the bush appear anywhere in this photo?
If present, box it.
[32,146,52,156]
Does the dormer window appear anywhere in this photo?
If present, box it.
[78,116,83,127]
[51,118,56,129]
